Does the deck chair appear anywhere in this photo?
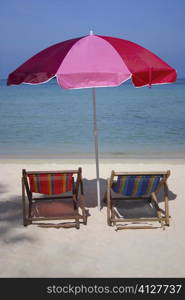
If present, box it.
[105,170,171,230]
[22,167,87,229]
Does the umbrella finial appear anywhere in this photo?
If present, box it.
[89,30,94,35]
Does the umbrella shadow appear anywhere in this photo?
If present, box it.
[83,178,107,208]
[82,178,177,209]
[0,193,35,244]
[0,183,8,194]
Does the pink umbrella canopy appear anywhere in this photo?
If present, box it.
[7,34,176,88]
[7,33,177,209]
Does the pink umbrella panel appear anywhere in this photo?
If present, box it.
[7,34,177,209]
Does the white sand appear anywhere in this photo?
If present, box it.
[0,158,185,278]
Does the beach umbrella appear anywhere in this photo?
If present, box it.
[7,32,177,209]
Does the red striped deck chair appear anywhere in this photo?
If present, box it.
[105,170,171,230]
[22,167,87,229]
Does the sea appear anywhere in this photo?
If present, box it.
[0,78,185,159]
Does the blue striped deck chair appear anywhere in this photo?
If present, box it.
[22,167,87,229]
[106,170,170,230]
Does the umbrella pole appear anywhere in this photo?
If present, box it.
[92,88,101,210]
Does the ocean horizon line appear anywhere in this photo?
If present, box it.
[1,150,185,160]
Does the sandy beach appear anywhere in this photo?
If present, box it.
[0,158,185,278]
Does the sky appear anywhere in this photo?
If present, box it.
[1,0,185,79]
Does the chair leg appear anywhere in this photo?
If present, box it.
[151,192,165,230]
[75,213,80,229]
[103,190,107,204]
[83,214,87,225]
[22,202,28,226]
[107,209,112,226]
[107,197,112,226]
[23,218,28,226]
[79,195,87,225]
[76,220,80,229]
[107,179,113,226]
[157,210,165,230]
[81,208,87,225]
[164,183,170,226]
[22,180,29,226]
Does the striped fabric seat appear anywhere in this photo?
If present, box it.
[28,173,73,195]
[112,175,162,197]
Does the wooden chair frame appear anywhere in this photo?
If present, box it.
[105,170,171,230]
[22,167,87,229]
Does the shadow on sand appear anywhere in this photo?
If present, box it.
[101,180,177,221]
[0,179,177,241]
[0,182,35,243]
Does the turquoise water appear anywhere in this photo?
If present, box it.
[0,79,185,158]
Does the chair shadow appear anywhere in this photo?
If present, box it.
[101,182,177,220]
[157,187,177,202]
